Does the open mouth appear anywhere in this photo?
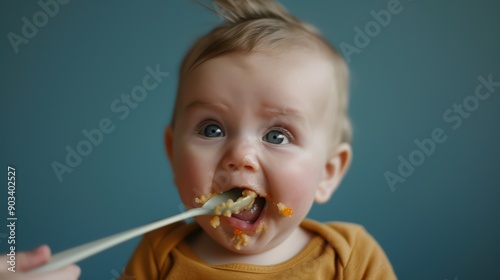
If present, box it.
[224,187,267,231]
[199,187,292,250]
[231,194,266,223]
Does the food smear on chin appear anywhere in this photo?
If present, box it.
[230,221,266,250]
[231,228,249,250]
[214,190,258,250]
[255,221,266,233]
[277,202,293,217]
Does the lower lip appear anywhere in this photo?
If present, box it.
[224,204,267,232]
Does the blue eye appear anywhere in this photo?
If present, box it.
[263,130,290,145]
[201,124,224,137]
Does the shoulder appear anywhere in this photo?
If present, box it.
[302,220,372,256]
[325,221,374,250]
[301,219,397,279]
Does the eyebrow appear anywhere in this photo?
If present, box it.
[184,101,307,126]
[261,106,307,124]
[184,101,230,113]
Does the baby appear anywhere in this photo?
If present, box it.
[123,0,396,279]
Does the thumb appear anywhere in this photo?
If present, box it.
[17,245,51,271]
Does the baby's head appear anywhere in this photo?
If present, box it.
[165,0,352,254]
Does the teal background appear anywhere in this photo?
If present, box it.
[1,0,499,279]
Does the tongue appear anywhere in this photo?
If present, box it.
[231,197,265,223]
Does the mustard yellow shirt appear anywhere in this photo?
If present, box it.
[122,219,396,279]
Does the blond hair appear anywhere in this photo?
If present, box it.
[172,0,352,144]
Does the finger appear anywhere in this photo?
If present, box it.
[17,245,51,271]
[0,256,5,270]
[27,265,81,280]
[0,265,81,280]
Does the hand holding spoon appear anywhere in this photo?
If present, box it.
[30,189,254,273]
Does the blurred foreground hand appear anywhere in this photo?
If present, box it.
[0,245,80,280]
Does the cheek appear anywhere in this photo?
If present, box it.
[173,143,219,207]
[267,154,323,214]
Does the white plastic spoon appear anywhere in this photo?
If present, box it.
[30,188,254,273]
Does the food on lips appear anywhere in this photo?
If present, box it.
[214,198,234,217]
[210,216,220,228]
[231,228,249,250]
[197,190,258,230]
[194,193,216,205]
[230,221,266,250]
[213,190,257,218]
[196,190,261,250]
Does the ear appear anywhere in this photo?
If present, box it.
[165,126,175,169]
[315,143,352,203]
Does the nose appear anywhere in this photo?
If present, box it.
[222,140,260,172]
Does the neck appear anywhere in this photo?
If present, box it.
[188,226,313,266]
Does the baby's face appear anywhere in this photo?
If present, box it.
[168,50,338,253]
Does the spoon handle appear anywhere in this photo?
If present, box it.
[29,207,210,273]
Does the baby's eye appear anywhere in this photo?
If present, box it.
[263,130,290,145]
[200,123,225,138]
